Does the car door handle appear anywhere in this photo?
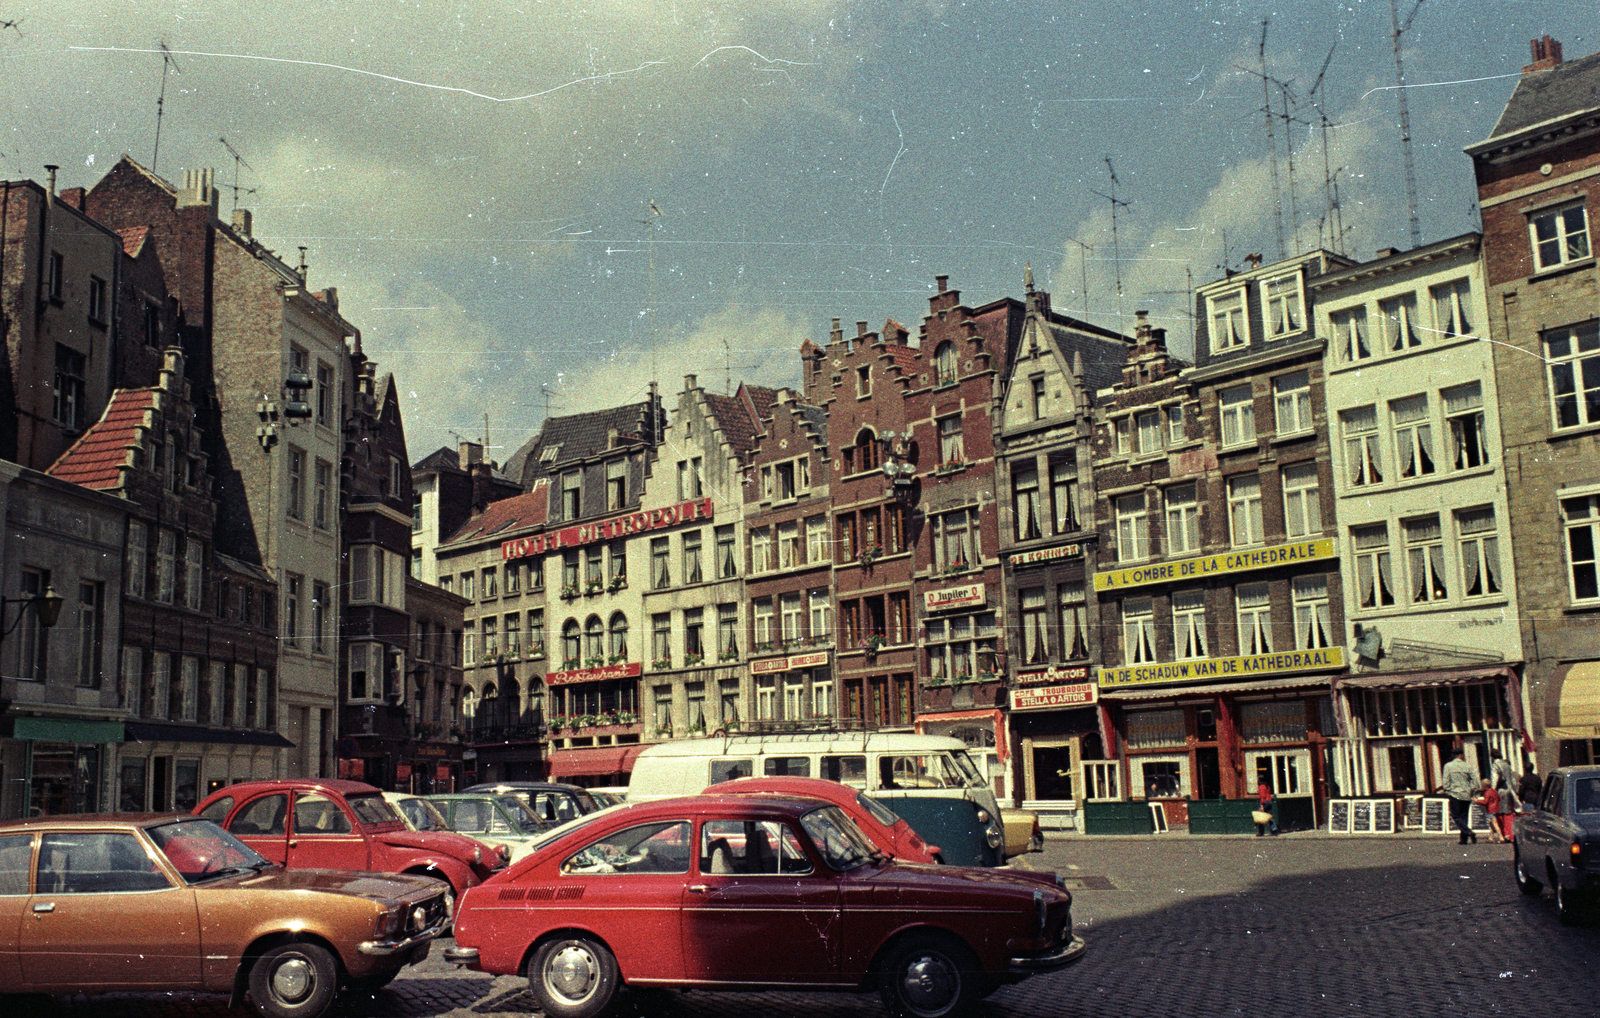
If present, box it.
[288,840,298,848]
[32,902,54,913]
[687,884,714,894]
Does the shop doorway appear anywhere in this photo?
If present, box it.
[1028,742,1076,801]
[1194,747,1221,800]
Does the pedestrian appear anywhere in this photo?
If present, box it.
[1255,778,1279,837]
[1490,749,1517,808]
[1518,766,1543,808]
[1474,780,1506,843]
[1442,747,1479,845]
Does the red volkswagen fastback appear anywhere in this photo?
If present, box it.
[445,795,1083,1018]
[704,775,943,864]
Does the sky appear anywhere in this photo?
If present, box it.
[3,1,1596,466]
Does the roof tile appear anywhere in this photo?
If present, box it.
[47,389,154,489]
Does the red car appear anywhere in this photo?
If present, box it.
[704,775,943,864]
[444,795,1084,1018]
[196,779,502,913]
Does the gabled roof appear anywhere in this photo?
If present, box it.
[118,226,150,258]
[886,344,922,377]
[740,384,779,425]
[443,480,549,546]
[414,446,466,473]
[1045,317,1138,395]
[1488,50,1600,140]
[47,389,155,490]
[505,400,661,487]
[703,392,760,456]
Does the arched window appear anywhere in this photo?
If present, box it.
[562,619,581,667]
[853,428,880,472]
[585,615,604,663]
[934,341,957,385]
[462,686,478,719]
[500,678,521,706]
[480,682,496,701]
[609,612,629,662]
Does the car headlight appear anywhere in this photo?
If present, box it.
[472,845,483,865]
[409,905,428,934]
[375,907,402,938]
[985,826,1003,849]
[975,809,992,825]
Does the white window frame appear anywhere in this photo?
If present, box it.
[1444,382,1490,470]
[1456,506,1503,601]
[1340,405,1383,488]
[1264,274,1304,337]
[1281,462,1321,539]
[1135,410,1162,455]
[1530,201,1591,271]
[1164,483,1199,556]
[1236,582,1272,656]
[1403,515,1448,605]
[1379,292,1421,352]
[1291,574,1331,650]
[1219,384,1255,448]
[1545,321,1600,431]
[1134,754,1191,800]
[1272,370,1312,435]
[1208,289,1248,352]
[1352,523,1397,610]
[1390,393,1436,480]
[1121,597,1156,665]
[1227,474,1264,548]
[1172,589,1208,660]
[1430,278,1474,339]
[1561,492,1600,604]
[1115,493,1149,562]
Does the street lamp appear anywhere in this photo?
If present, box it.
[1,584,64,644]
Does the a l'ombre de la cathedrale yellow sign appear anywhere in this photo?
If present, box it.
[1092,538,1336,593]
[1098,646,1345,689]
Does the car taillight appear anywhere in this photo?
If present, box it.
[1573,840,1584,864]
[375,908,402,938]
[1034,889,1047,935]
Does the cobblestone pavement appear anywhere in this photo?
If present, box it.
[15,833,1600,1018]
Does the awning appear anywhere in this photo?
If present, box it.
[124,722,294,748]
[1100,675,1328,701]
[547,744,646,779]
[1337,665,1514,692]
[1551,662,1600,739]
[916,708,1008,762]
[11,718,124,743]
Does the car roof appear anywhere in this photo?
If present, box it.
[463,781,587,793]
[655,794,821,819]
[711,776,856,800]
[0,811,196,832]
[203,778,381,798]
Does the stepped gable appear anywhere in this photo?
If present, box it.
[47,389,156,490]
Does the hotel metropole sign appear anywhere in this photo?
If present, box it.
[1092,538,1336,593]
[502,497,715,560]
[1098,646,1345,689]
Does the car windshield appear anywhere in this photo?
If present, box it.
[501,796,548,832]
[399,798,449,832]
[348,793,402,826]
[855,791,902,829]
[147,819,272,883]
[947,750,987,789]
[522,801,632,855]
[800,805,878,871]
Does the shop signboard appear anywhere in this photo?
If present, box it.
[1092,537,1337,593]
[924,583,985,612]
[751,651,830,675]
[1010,683,1098,712]
[502,497,715,560]
[1015,664,1090,686]
[1007,544,1081,568]
[1098,646,1344,689]
[545,661,644,687]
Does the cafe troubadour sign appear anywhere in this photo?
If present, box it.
[502,497,715,560]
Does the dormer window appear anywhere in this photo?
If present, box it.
[1265,275,1303,336]
[1208,290,1247,352]
[561,469,581,519]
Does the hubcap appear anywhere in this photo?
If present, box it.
[546,943,598,1003]
[900,951,958,1014]
[271,956,314,1001]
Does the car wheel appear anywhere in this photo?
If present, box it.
[249,942,338,1018]
[878,933,983,1018]
[528,935,619,1018]
[1514,845,1542,896]
[1556,881,1587,926]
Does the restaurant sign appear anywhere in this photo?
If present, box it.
[1007,544,1081,568]
[1011,683,1098,712]
[1093,538,1336,593]
[924,583,986,612]
[751,651,831,675]
[544,661,643,687]
[502,497,715,561]
[1098,646,1345,689]
[1015,664,1090,686]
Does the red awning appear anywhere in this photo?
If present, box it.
[547,744,646,779]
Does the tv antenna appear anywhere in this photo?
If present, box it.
[151,42,182,173]
[1307,43,1347,256]
[1390,0,1425,250]
[1064,237,1093,318]
[637,200,664,388]
[1149,266,1196,353]
[218,137,258,212]
[1232,20,1286,260]
[1090,156,1130,324]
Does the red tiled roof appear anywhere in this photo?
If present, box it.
[704,393,760,455]
[742,384,779,424]
[445,480,549,545]
[886,344,922,376]
[118,226,150,258]
[48,389,154,489]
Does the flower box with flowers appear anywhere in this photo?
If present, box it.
[559,583,581,600]
[684,652,705,667]
[859,544,885,568]
[652,657,673,670]
[935,458,967,476]
[607,576,627,592]
[717,648,740,662]
[583,656,607,669]
[562,657,581,671]
[585,578,605,595]
[861,633,887,655]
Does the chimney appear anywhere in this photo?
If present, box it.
[458,442,482,470]
[232,209,252,238]
[179,168,219,213]
[856,321,869,338]
[470,462,493,515]
[1134,309,1151,343]
[684,373,697,391]
[1525,35,1564,74]
[44,165,58,196]
[59,187,86,210]
[830,318,843,345]
[936,274,949,293]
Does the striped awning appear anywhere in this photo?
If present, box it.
[1551,662,1600,740]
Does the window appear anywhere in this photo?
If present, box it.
[889,592,911,645]
[1332,306,1371,362]
[714,524,737,577]
[1166,404,1185,444]
[1265,275,1303,336]
[776,461,798,500]
[804,516,830,564]
[561,469,581,519]
[1380,293,1420,352]
[780,594,803,644]
[1390,394,1435,479]
[609,612,629,662]
[585,615,604,663]
[1281,462,1321,539]
[935,341,958,385]
[349,547,405,608]
[1219,384,1255,447]
[924,612,998,683]
[749,527,772,573]
[156,529,176,603]
[1173,589,1207,660]
[312,460,331,529]
[1020,588,1049,664]
[1013,463,1042,540]
[1227,474,1264,547]
[1135,411,1162,454]
[560,553,578,592]
[1564,494,1600,601]
[856,364,872,397]
[284,574,301,648]
[849,428,879,474]
[126,522,148,599]
[1236,582,1272,656]
[1058,581,1088,659]
[886,504,906,554]
[183,538,203,610]
[1164,484,1199,556]
[1273,370,1312,435]
[481,566,498,599]
[1115,493,1149,562]
[753,598,776,649]
[684,608,704,663]
[1209,290,1247,350]
[651,613,671,666]
[683,530,704,584]
[529,610,545,657]
[45,250,63,301]
[505,561,521,594]
[606,458,627,509]
[677,458,702,500]
[759,465,773,500]
[1341,405,1383,486]
[608,540,626,584]
[933,507,978,571]
[1457,507,1502,599]
[1031,376,1047,419]
[1442,382,1489,469]
[349,642,379,700]
[1403,515,1448,603]
[1127,708,1186,749]
[1113,417,1131,455]
[1431,279,1473,339]
[142,301,161,347]
[1291,575,1331,649]
[1353,523,1396,609]
[87,275,107,323]
[809,589,831,641]
[1545,321,1600,430]
[53,344,86,430]
[482,617,499,659]
[1121,598,1156,665]
[529,556,544,590]
[1051,460,1078,533]
[938,415,964,465]
[311,581,328,653]
[285,446,305,520]
[718,603,739,657]
[76,581,103,687]
[776,522,799,569]
[651,537,671,588]
[503,613,520,657]
[1530,202,1591,270]
[316,362,333,425]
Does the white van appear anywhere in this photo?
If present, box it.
[628,732,1005,866]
